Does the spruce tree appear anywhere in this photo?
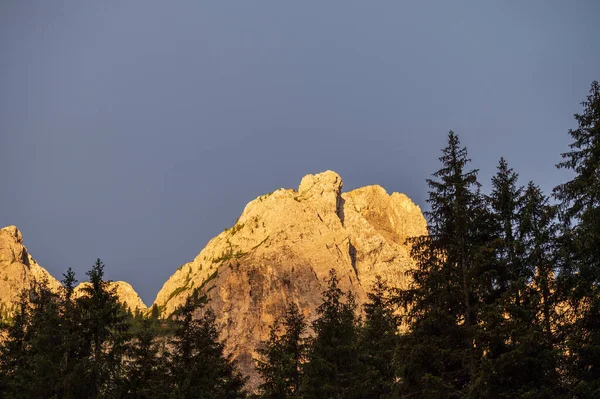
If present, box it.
[0,278,68,398]
[56,267,90,399]
[553,81,600,397]
[472,161,561,398]
[169,290,246,398]
[256,302,307,398]
[357,276,399,398]
[301,269,362,399]
[120,316,170,398]
[396,131,487,398]
[0,291,30,397]
[77,259,129,398]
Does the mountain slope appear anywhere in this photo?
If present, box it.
[0,226,61,314]
[153,171,427,385]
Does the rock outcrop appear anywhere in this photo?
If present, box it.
[0,225,146,315]
[153,171,427,386]
[0,226,61,313]
[74,281,147,312]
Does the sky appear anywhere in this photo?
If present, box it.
[1,1,599,305]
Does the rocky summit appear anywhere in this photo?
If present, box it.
[0,226,146,314]
[0,171,426,387]
[152,170,426,385]
[0,226,61,314]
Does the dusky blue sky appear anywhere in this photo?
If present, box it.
[1,1,599,304]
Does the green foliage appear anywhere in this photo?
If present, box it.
[0,259,246,399]
[2,81,600,397]
[302,269,363,399]
[554,81,600,396]
[167,285,189,303]
[255,302,307,398]
[396,131,488,398]
[213,242,247,264]
[169,290,247,398]
[357,276,400,398]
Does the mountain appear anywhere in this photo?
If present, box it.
[74,281,147,312]
[0,226,146,314]
[152,170,426,384]
[1,171,426,386]
[0,225,61,315]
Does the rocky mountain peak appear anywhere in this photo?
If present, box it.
[152,170,426,385]
[1,225,23,244]
[0,226,61,312]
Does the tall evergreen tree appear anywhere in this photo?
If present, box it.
[56,267,91,399]
[77,258,129,398]
[553,80,600,397]
[0,278,70,398]
[302,269,362,399]
[119,316,170,398]
[169,289,246,399]
[396,131,488,398]
[255,302,307,399]
[472,161,561,398]
[358,276,399,399]
[0,291,31,397]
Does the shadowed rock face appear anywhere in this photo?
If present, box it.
[153,170,427,387]
[0,226,61,312]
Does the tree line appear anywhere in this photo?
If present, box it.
[1,80,599,398]
[255,81,600,399]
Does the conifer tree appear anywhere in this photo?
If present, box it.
[554,80,600,396]
[169,289,247,398]
[0,278,69,398]
[0,291,30,397]
[255,302,307,398]
[472,161,561,398]
[56,267,90,398]
[77,259,129,398]
[357,276,399,398]
[396,131,488,398]
[302,269,362,399]
[120,316,170,398]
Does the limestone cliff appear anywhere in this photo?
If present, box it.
[0,226,61,313]
[74,281,147,312]
[153,171,427,385]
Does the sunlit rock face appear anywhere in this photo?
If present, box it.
[0,226,61,312]
[74,281,147,312]
[0,226,148,315]
[153,171,427,387]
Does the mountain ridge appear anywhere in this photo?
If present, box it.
[1,170,426,386]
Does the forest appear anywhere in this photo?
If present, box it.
[1,80,599,399]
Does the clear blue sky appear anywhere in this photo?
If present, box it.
[1,1,599,304]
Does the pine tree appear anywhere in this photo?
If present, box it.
[396,131,488,398]
[56,267,90,399]
[520,182,563,395]
[120,316,170,398]
[0,278,68,398]
[553,81,600,397]
[169,289,247,398]
[77,259,129,398]
[301,269,362,399]
[0,291,30,397]
[357,276,399,398]
[255,302,307,398]
[472,161,562,398]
